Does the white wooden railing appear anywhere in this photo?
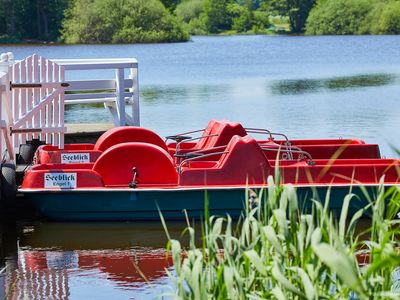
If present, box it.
[0,52,140,163]
[54,58,139,126]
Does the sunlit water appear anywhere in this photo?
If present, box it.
[2,35,400,155]
[1,35,400,298]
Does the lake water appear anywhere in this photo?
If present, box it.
[1,35,400,299]
[2,35,400,155]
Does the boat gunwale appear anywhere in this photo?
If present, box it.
[18,182,400,193]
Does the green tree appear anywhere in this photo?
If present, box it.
[306,0,374,35]
[259,0,315,32]
[160,0,180,11]
[377,1,400,34]
[176,0,205,23]
[175,0,207,34]
[259,0,287,16]
[0,0,67,42]
[202,0,233,33]
[62,0,189,43]
[287,0,316,33]
[229,2,253,32]
[252,9,270,32]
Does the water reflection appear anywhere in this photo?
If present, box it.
[141,84,230,104]
[0,223,19,299]
[1,222,190,300]
[65,103,112,124]
[271,73,397,95]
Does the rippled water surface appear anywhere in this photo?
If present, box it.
[2,35,400,155]
[1,35,400,298]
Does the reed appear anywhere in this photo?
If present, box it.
[161,177,400,299]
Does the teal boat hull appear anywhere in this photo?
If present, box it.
[20,185,384,221]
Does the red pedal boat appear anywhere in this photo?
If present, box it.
[34,120,380,165]
[20,121,399,221]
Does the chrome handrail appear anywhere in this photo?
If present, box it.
[175,134,219,156]
[245,128,273,140]
[246,127,293,159]
[261,146,314,165]
[175,145,227,158]
[270,132,291,146]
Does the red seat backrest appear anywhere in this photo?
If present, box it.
[194,120,247,150]
[194,119,217,149]
[217,135,271,169]
[181,135,271,185]
[94,127,168,152]
[93,142,177,186]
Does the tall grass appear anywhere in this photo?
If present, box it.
[162,177,400,299]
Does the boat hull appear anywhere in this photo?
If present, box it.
[20,185,385,221]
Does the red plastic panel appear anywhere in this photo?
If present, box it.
[37,150,102,164]
[31,163,95,170]
[35,144,96,164]
[94,127,168,152]
[93,142,178,187]
[271,139,366,145]
[260,144,381,160]
[181,135,271,185]
[22,169,104,189]
[37,144,95,151]
[297,144,380,159]
[278,160,400,184]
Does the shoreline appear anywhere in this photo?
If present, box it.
[3,33,400,46]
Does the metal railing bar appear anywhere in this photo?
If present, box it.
[175,134,219,156]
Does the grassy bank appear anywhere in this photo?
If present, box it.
[162,178,400,298]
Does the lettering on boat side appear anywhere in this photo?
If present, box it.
[44,173,77,189]
[61,153,90,163]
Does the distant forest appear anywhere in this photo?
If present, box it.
[1,0,400,44]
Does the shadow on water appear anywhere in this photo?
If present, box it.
[270,73,397,95]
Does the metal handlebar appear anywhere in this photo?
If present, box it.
[165,129,205,143]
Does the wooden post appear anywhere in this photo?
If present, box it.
[115,68,125,126]
[130,67,140,126]
[0,53,15,162]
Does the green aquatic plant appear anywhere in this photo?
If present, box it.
[162,178,400,299]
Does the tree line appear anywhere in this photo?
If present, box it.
[0,0,399,44]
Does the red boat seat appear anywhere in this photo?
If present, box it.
[94,127,168,152]
[93,142,178,187]
[193,120,247,150]
[181,135,271,185]
[35,127,168,164]
[169,120,247,153]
